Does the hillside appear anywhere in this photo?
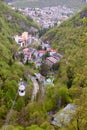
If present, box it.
[12,0,87,10]
[43,7,87,129]
[0,1,39,128]
[0,1,39,66]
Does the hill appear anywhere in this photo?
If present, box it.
[0,1,39,65]
[12,0,87,10]
[0,1,39,127]
[43,6,87,129]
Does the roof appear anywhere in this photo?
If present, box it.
[48,49,56,52]
[39,50,46,53]
[46,57,58,64]
[53,53,63,58]
[23,48,29,51]
[53,56,60,61]
[22,32,28,36]
[19,85,25,90]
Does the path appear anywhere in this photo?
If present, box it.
[28,75,39,101]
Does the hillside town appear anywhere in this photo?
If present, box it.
[14,31,63,84]
[14,31,62,67]
[18,6,73,28]
[7,3,74,28]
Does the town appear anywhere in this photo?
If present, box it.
[18,6,73,28]
[14,31,63,84]
[10,5,74,28]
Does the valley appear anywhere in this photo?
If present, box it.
[0,1,87,130]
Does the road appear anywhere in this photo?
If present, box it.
[28,75,39,102]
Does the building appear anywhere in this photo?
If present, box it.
[46,56,59,67]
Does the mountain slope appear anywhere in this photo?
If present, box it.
[0,2,39,127]
[43,7,87,129]
[0,1,39,63]
[43,6,87,87]
[12,0,87,10]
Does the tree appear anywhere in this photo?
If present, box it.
[42,51,50,61]
[40,63,49,76]
[58,85,72,105]
[66,65,74,88]
[74,87,87,130]
[26,125,44,130]
[19,52,24,62]
[52,62,59,71]
[15,98,25,111]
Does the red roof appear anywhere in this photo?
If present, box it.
[39,50,46,53]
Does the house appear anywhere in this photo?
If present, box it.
[21,32,28,46]
[14,35,20,43]
[53,53,63,59]
[22,32,28,40]
[23,47,35,62]
[41,43,51,50]
[14,35,24,47]
[33,50,39,59]
[46,56,59,67]
[38,50,46,57]
[48,49,56,56]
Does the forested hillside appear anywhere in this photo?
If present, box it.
[0,2,40,129]
[43,7,87,130]
[12,0,87,10]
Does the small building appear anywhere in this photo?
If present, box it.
[53,53,63,59]
[48,49,56,56]
[46,56,59,67]
[38,50,46,57]
[14,35,20,44]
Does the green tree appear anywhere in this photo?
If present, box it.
[40,63,49,76]
[58,85,72,105]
